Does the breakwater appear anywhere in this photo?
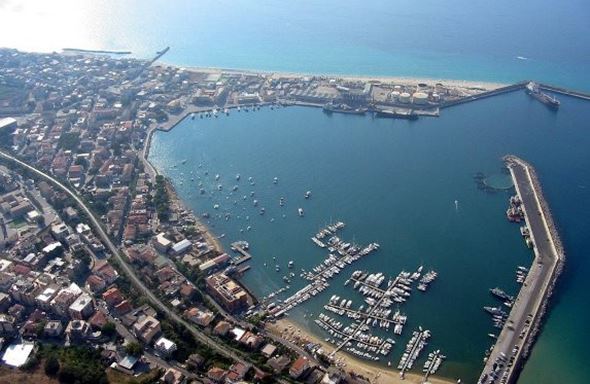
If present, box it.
[478,156,565,384]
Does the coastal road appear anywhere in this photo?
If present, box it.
[478,157,562,384]
[0,150,249,366]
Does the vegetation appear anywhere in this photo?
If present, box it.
[101,322,117,338]
[37,345,107,384]
[57,132,80,151]
[44,355,60,376]
[153,175,170,221]
[72,248,91,284]
[125,341,143,357]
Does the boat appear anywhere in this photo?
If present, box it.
[279,197,285,206]
[288,261,294,268]
[323,102,368,115]
[490,287,513,302]
[526,82,560,109]
[273,177,279,184]
[374,109,418,120]
[305,190,312,199]
[215,174,220,180]
[236,174,241,181]
[298,208,304,217]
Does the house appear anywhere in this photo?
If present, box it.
[65,320,90,340]
[184,307,215,327]
[260,343,277,358]
[213,320,231,336]
[132,315,161,343]
[102,287,124,306]
[186,353,205,370]
[154,336,177,357]
[161,367,185,384]
[206,367,227,383]
[68,293,94,320]
[154,233,172,253]
[267,355,291,374]
[44,320,64,337]
[289,356,311,379]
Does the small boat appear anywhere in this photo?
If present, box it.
[236,174,241,181]
[273,177,279,184]
[305,190,312,199]
[288,261,294,268]
[215,174,220,180]
[298,208,304,217]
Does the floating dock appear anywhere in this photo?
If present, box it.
[230,241,252,264]
[478,156,565,384]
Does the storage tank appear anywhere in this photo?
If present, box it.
[390,91,401,101]
[412,92,428,105]
[399,92,411,103]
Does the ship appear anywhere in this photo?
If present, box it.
[374,109,418,120]
[490,287,513,302]
[298,208,305,217]
[526,82,560,109]
[323,102,368,115]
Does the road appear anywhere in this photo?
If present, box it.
[478,157,563,384]
[0,150,248,365]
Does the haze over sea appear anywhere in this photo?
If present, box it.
[3,0,590,382]
[1,0,590,90]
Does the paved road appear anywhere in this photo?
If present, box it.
[478,158,561,384]
[0,150,248,365]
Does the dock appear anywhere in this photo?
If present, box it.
[478,156,565,384]
[230,241,252,264]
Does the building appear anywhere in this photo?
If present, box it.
[205,273,250,312]
[0,314,15,336]
[44,320,64,337]
[171,239,191,255]
[132,315,161,343]
[1,341,36,368]
[68,293,94,320]
[161,367,185,384]
[154,233,172,253]
[260,343,277,358]
[154,336,177,357]
[0,117,17,131]
[65,320,90,340]
[289,356,311,379]
[184,307,215,327]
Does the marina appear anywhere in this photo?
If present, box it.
[149,91,588,383]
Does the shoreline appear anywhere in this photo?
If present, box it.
[266,318,457,384]
[161,61,508,91]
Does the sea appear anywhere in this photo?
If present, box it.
[3,1,590,382]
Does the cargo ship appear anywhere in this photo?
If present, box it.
[373,109,418,120]
[322,102,368,115]
[526,82,560,109]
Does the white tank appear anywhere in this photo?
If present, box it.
[399,92,411,103]
[390,91,400,100]
[412,92,429,104]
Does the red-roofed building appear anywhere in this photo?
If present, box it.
[289,356,310,379]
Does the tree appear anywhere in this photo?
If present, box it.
[44,355,60,376]
[101,322,117,338]
[125,341,143,356]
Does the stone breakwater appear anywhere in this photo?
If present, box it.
[504,155,566,359]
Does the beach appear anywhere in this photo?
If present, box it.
[266,318,457,384]
[164,64,507,92]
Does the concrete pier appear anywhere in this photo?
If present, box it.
[478,156,565,384]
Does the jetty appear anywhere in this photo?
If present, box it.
[230,241,252,264]
[478,156,565,384]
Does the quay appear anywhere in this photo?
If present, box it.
[230,241,252,265]
[439,82,528,109]
[538,83,590,101]
[478,156,565,384]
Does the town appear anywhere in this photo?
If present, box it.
[0,47,530,384]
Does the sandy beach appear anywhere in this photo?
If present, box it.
[161,62,507,91]
[266,318,458,384]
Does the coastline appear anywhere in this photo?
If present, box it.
[160,62,508,91]
[266,318,457,384]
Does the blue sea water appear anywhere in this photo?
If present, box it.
[150,92,590,384]
[1,0,590,90]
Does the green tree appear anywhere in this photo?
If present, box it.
[102,322,117,338]
[44,355,60,376]
[125,341,143,356]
